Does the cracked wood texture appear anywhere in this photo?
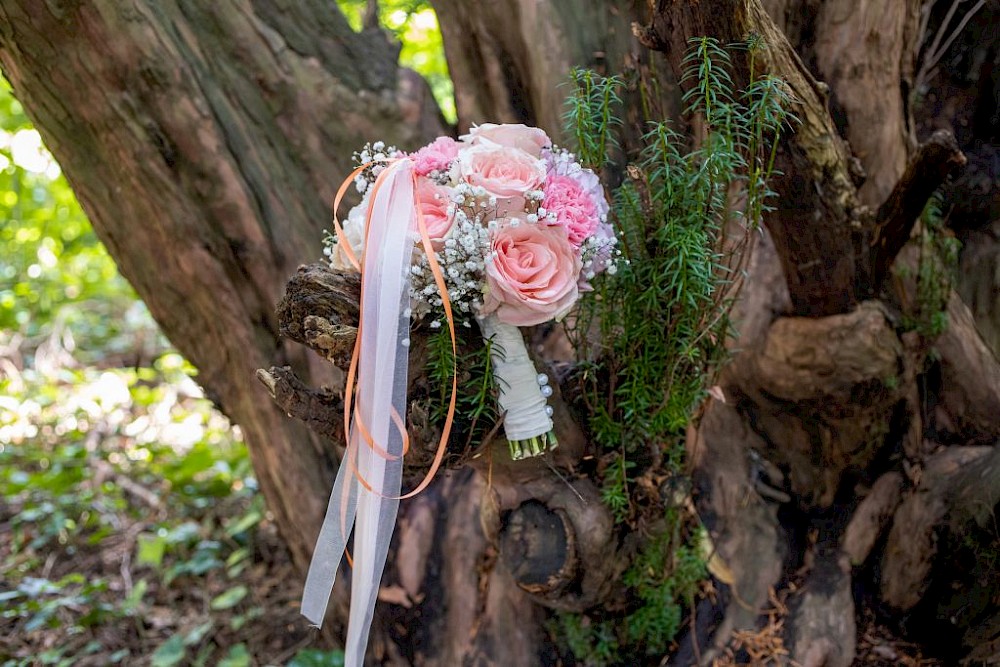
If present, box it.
[765,0,922,208]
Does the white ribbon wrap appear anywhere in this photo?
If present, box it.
[301,160,416,667]
[478,314,553,442]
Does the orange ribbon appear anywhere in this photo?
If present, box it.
[332,160,457,501]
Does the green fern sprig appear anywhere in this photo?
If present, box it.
[424,325,501,446]
[557,36,796,664]
[563,69,624,169]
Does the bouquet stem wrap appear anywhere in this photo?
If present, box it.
[478,314,557,459]
[301,159,456,667]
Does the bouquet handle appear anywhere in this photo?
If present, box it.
[478,314,557,459]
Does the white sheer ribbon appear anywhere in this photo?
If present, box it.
[301,160,416,667]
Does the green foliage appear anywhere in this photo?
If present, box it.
[554,518,707,665]
[599,450,634,523]
[336,0,456,124]
[572,37,793,460]
[0,80,267,662]
[559,38,794,664]
[424,324,501,449]
[0,357,266,664]
[900,193,961,337]
[287,648,347,667]
[563,69,624,169]
[557,613,620,667]
[621,520,706,651]
[0,79,162,365]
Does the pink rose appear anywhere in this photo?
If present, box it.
[411,136,460,176]
[483,223,581,326]
[541,174,600,247]
[415,177,456,245]
[463,123,551,157]
[458,143,546,217]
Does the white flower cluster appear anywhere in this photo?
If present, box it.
[580,233,623,280]
[409,204,492,327]
[545,146,582,176]
[352,141,399,196]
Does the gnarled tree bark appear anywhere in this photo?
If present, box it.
[3,0,999,664]
[637,1,998,664]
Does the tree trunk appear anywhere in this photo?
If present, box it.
[0,0,647,661]
[3,0,999,665]
[0,0,447,572]
[636,2,997,664]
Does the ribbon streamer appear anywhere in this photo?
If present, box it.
[301,159,457,667]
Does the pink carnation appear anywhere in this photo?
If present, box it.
[541,174,600,247]
[544,149,610,220]
[411,136,460,177]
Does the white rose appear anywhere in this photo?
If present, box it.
[329,198,368,271]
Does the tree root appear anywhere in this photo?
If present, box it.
[687,400,785,664]
[735,301,906,507]
[869,129,967,293]
[881,446,994,610]
[842,472,905,567]
[788,550,856,667]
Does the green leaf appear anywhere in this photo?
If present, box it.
[24,607,56,632]
[209,585,248,610]
[122,579,147,613]
[288,648,346,667]
[163,546,222,584]
[20,577,60,597]
[164,522,200,545]
[136,534,167,568]
[192,642,214,667]
[108,649,130,663]
[217,644,250,667]
[150,634,186,667]
[183,620,213,646]
[225,547,249,568]
[229,606,263,631]
[224,511,261,538]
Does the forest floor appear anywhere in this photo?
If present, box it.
[0,337,946,667]
[0,343,339,667]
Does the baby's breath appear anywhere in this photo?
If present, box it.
[409,208,491,319]
[351,141,399,195]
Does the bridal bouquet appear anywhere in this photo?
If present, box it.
[326,124,619,460]
[303,124,618,665]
